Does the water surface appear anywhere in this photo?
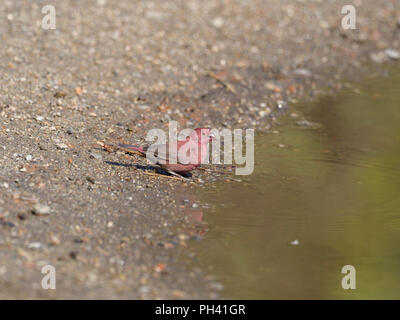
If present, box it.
[196,67,400,299]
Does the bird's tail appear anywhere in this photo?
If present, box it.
[118,144,145,155]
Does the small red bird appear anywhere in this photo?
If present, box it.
[117,128,215,179]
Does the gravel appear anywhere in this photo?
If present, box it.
[0,0,399,299]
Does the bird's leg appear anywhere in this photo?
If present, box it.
[140,170,189,181]
[141,171,171,178]
[166,170,190,181]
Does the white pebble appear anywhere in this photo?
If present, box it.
[56,143,68,150]
[385,48,400,60]
[32,203,51,215]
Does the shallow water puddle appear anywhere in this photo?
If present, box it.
[195,67,400,299]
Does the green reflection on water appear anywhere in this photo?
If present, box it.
[196,67,400,299]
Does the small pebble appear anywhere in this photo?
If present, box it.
[296,119,323,129]
[28,242,44,250]
[49,234,61,246]
[294,69,312,77]
[139,286,151,294]
[370,51,386,63]
[209,282,224,291]
[179,234,189,241]
[86,176,95,184]
[385,48,400,60]
[90,153,103,160]
[54,91,66,98]
[290,239,299,246]
[212,17,224,28]
[277,100,288,110]
[259,108,271,118]
[56,143,68,150]
[32,203,51,215]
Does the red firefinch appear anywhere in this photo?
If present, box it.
[117,128,215,178]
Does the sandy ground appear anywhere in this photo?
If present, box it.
[0,0,399,299]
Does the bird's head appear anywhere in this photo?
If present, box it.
[192,128,215,142]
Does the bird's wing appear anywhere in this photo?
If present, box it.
[143,140,200,164]
[144,142,180,163]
